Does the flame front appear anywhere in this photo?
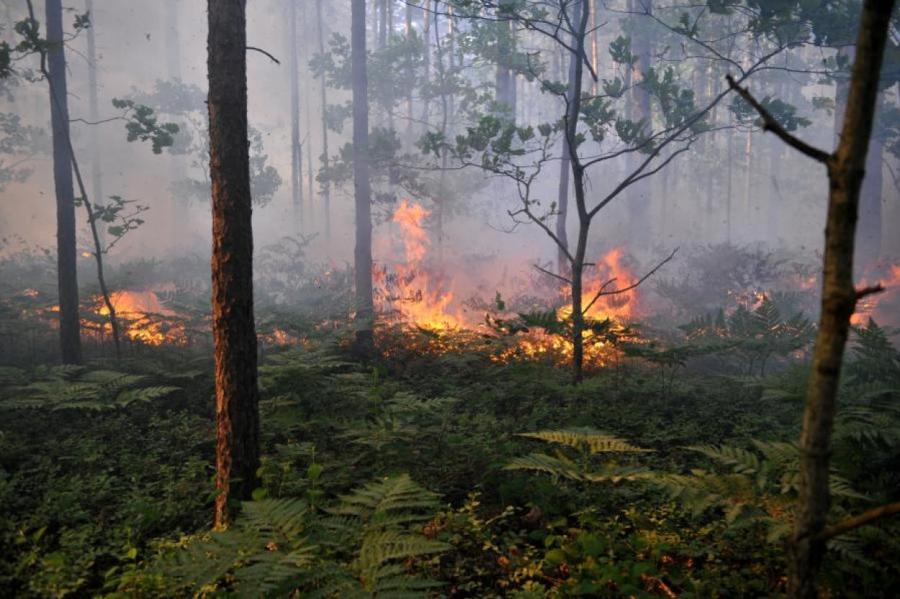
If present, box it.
[93,287,186,346]
[376,201,642,370]
[378,200,467,331]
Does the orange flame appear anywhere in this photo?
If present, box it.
[94,287,185,345]
[379,200,467,331]
[852,264,900,326]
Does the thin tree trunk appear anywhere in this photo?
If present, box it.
[858,97,884,269]
[315,0,331,240]
[46,0,82,364]
[565,0,588,383]
[626,0,653,250]
[405,3,414,142]
[207,0,261,529]
[789,0,895,594]
[352,0,375,356]
[84,0,103,243]
[556,0,581,276]
[422,0,431,128]
[288,0,304,234]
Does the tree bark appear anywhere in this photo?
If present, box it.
[315,0,331,240]
[789,0,896,594]
[565,0,588,383]
[626,0,653,250]
[288,0,304,234]
[858,101,884,269]
[84,0,104,245]
[556,0,581,276]
[352,0,375,356]
[46,0,83,364]
[207,0,261,529]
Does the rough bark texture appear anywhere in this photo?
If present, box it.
[47,0,82,365]
[207,0,261,529]
[352,0,375,356]
[788,0,895,595]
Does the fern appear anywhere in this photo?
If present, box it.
[0,366,179,411]
[518,428,652,454]
[319,474,449,596]
[506,429,651,484]
[157,498,315,597]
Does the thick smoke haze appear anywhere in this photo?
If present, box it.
[4,0,897,279]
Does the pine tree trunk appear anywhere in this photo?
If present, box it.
[626,0,653,250]
[207,0,261,529]
[47,0,82,365]
[315,0,331,240]
[858,98,884,269]
[84,0,104,244]
[789,0,895,594]
[288,0,304,234]
[352,0,375,356]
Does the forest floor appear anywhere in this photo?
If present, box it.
[1,321,898,597]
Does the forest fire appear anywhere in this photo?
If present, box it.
[375,200,641,369]
[376,200,468,331]
[852,264,900,326]
[91,286,187,346]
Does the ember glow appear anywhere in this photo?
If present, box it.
[376,200,468,331]
[374,200,642,369]
[91,286,186,346]
[852,264,900,327]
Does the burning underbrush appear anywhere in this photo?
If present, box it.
[2,214,899,372]
[372,200,647,371]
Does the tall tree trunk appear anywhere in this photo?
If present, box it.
[858,98,884,269]
[315,0,331,240]
[789,0,895,594]
[421,0,432,128]
[566,0,588,383]
[352,0,375,356]
[46,0,82,364]
[626,0,653,250]
[165,0,188,250]
[208,0,261,529]
[288,0,304,233]
[405,3,414,142]
[556,0,581,276]
[84,0,103,243]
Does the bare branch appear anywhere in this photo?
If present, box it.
[246,46,280,64]
[533,263,572,285]
[818,501,900,542]
[582,248,678,315]
[855,284,886,301]
[726,74,831,163]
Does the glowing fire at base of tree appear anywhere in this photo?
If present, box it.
[373,200,644,370]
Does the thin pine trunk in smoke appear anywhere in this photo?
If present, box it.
[288,0,304,234]
[45,0,83,364]
[626,0,653,251]
[352,0,375,357]
[84,0,103,244]
[315,0,331,240]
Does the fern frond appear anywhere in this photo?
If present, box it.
[519,428,651,454]
[242,497,308,541]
